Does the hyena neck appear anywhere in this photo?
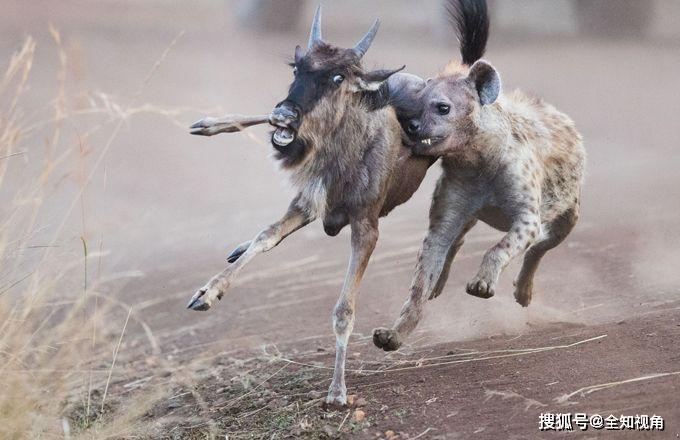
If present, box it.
[469,99,514,158]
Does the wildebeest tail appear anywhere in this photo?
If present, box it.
[446,0,489,65]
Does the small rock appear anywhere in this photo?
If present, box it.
[167,399,182,409]
[307,390,322,400]
[322,424,337,438]
[346,394,357,406]
[355,397,368,407]
[353,409,366,423]
[385,429,397,439]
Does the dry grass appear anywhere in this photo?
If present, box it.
[0,31,354,440]
[0,33,187,439]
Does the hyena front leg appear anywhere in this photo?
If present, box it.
[326,217,379,406]
[373,179,479,352]
[429,219,478,300]
[467,206,541,299]
[187,196,313,311]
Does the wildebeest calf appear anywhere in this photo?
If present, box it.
[187,7,434,406]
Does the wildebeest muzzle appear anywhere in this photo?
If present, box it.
[270,101,300,147]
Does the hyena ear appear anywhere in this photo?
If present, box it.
[467,60,501,105]
[353,65,405,92]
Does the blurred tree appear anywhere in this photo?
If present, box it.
[575,0,652,37]
[233,0,305,33]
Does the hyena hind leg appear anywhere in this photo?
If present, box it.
[513,207,579,307]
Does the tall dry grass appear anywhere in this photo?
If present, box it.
[0,32,185,439]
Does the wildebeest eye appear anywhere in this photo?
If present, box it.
[293,66,298,76]
[332,74,344,85]
[437,103,450,115]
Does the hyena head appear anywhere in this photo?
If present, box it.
[269,6,403,163]
[405,60,501,156]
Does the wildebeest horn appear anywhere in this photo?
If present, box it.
[308,5,323,48]
[353,19,380,58]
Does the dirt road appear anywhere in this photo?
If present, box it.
[2,1,679,438]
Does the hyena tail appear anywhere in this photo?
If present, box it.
[446,0,490,66]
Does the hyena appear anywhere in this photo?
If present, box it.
[187,7,434,406]
[373,0,585,351]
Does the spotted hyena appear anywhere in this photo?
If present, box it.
[374,11,585,352]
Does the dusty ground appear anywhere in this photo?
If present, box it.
[2,1,679,438]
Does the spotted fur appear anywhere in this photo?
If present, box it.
[374,0,585,352]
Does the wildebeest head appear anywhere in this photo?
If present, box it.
[270,6,404,151]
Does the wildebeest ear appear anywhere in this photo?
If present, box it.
[354,65,405,92]
[467,60,500,105]
[294,45,303,64]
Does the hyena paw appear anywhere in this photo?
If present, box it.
[372,327,402,351]
[513,283,533,307]
[186,280,226,311]
[466,276,495,299]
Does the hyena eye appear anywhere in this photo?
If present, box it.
[437,103,450,115]
[332,74,344,85]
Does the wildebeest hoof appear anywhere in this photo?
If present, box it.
[227,241,251,263]
[189,118,215,136]
[466,277,495,299]
[324,389,347,409]
[322,399,347,411]
[372,327,402,351]
[187,288,211,310]
[187,284,222,311]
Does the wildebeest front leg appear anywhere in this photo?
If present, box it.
[187,197,313,311]
[189,114,270,136]
[326,217,379,406]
